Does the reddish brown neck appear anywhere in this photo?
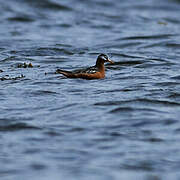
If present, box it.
[96,61,105,72]
[96,58,105,69]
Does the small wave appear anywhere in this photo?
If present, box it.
[10,47,74,57]
[94,98,180,107]
[109,107,163,114]
[111,53,144,59]
[0,122,40,132]
[26,90,58,97]
[37,47,74,56]
[154,81,180,87]
[168,92,180,99]
[113,60,144,66]
[166,43,180,48]
[7,16,34,22]
[110,107,135,113]
[122,160,155,171]
[135,62,174,68]
[171,75,180,80]
[26,0,72,11]
[122,34,176,40]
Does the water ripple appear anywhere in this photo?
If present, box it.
[122,34,176,40]
[94,98,180,107]
[0,122,40,132]
[23,0,72,11]
[7,15,34,22]
[1,0,180,179]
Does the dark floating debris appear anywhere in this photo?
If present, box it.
[0,74,25,81]
[0,69,3,73]
[17,62,33,68]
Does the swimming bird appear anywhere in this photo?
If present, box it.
[56,54,114,80]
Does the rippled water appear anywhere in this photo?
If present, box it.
[1,0,180,179]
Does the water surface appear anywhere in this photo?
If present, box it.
[1,0,180,179]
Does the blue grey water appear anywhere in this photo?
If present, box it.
[1,0,180,179]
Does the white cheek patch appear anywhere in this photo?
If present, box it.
[100,56,107,61]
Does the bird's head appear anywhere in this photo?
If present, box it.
[96,54,114,65]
